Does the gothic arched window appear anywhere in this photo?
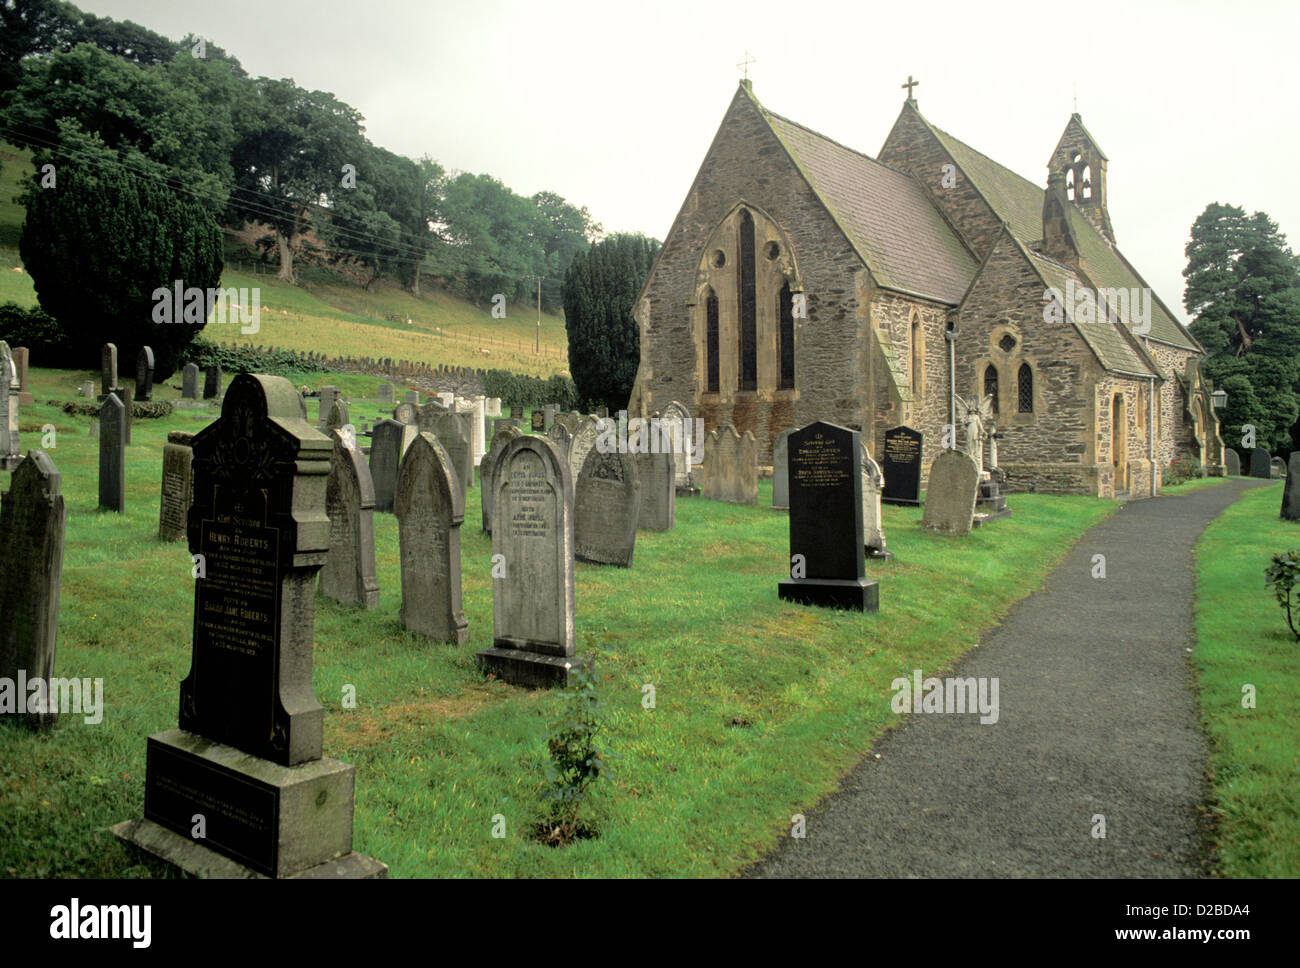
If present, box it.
[911,313,923,398]
[1018,363,1033,413]
[778,282,794,389]
[984,364,999,414]
[737,209,757,391]
[1066,167,1076,202]
[705,288,719,393]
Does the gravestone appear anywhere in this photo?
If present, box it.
[480,425,522,533]
[136,346,155,401]
[157,431,195,541]
[98,394,126,512]
[635,436,675,532]
[596,406,609,419]
[181,363,199,399]
[546,421,571,458]
[702,425,757,504]
[1272,456,1287,479]
[0,342,19,470]
[771,428,791,509]
[203,364,222,400]
[543,404,556,430]
[405,390,419,405]
[1224,448,1241,477]
[325,398,350,435]
[861,443,891,560]
[395,433,468,644]
[567,416,601,487]
[78,381,94,398]
[531,410,545,432]
[377,383,394,404]
[417,401,447,427]
[1250,447,1271,479]
[510,405,524,420]
[476,436,587,687]
[486,398,502,417]
[394,402,417,426]
[1283,453,1300,521]
[574,447,640,566]
[437,392,454,408]
[319,429,380,609]
[12,346,32,405]
[660,402,696,494]
[881,425,923,506]
[100,343,119,397]
[317,387,339,430]
[113,374,385,878]
[778,421,877,611]
[119,385,133,446]
[468,397,487,466]
[422,411,473,494]
[369,419,417,514]
[0,451,66,730]
[921,450,981,536]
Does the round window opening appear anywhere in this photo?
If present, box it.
[711,250,726,269]
[765,241,780,261]
[998,334,1017,353]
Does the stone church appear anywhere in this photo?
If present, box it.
[628,80,1224,498]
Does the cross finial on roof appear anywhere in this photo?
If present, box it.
[737,51,756,80]
[902,75,919,100]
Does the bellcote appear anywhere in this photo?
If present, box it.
[1047,114,1114,245]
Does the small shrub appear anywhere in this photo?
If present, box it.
[1165,455,1202,486]
[535,668,611,845]
[1265,550,1300,641]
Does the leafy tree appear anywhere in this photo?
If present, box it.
[0,0,79,96]
[228,77,365,282]
[438,171,544,304]
[19,163,223,377]
[67,12,178,66]
[562,233,660,410]
[531,190,598,312]
[1185,203,1300,453]
[324,142,406,291]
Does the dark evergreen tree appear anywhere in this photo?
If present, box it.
[19,163,223,377]
[562,233,660,410]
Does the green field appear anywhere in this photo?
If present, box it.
[1193,480,1300,877]
[0,366,1123,877]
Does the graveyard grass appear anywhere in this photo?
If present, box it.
[1193,480,1300,877]
[1,365,1117,878]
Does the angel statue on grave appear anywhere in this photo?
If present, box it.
[955,393,995,476]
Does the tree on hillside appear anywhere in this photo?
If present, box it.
[0,0,78,96]
[19,164,223,376]
[562,233,660,410]
[439,171,544,304]
[532,190,599,313]
[228,77,365,282]
[324,142,406,291]
[68,12,178,66]
[1185,202,1300,453]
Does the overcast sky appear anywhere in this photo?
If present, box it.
[83,0,1300,323]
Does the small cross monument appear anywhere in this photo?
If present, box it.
[738,51,757,81]
[902,75,920,101]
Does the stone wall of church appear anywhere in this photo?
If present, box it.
[956,236,1106,496]
[878,107,1004,259]
[1145,341,1209,470]
[632,87,870,463]
[1094,373,1158,498]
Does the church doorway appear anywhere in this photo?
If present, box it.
[1112,394,1128,494]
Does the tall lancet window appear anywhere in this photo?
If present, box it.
[778,282,795,389]
[706,288,719,393]
[1018,363,1033,413]
[984,364,999,414]
[738,209,757,391]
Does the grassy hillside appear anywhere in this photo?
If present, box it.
[0,142,569,377]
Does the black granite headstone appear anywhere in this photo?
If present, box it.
[1250,447,1271,479]
[531,410,545,432]
[135,346,155,401]
[881,425,923,506]
[777,421,878,611]
[203,364,222,400]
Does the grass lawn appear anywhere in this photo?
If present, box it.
[1193,479,1300,877]
[0,367,1118,877]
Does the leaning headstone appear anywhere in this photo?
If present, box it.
[480,425,522,533]
[12,346,32,406]
[574,447,640,566]
[0,343,19,470]
[635,436,675,532]
[135,346,155,401]
[422,411,473,494]
[319,429,380,609]
[1250,447,1271,479]
[203,363,222,400]
[324,398,350,435]
[100,343,119,397]
[317,386,339,430]
[1224,448,1241,477]
[476,436,588,686]
[771,428,791,509]
[0,451,66,730]
[861,443,891,560]
[1283,453,1300,521]
[369,419,417,514]
[394,402,417,426]
[921,450,980,536]
[113,374,385,878]
[778,421,877,611]
[157,431,195,541]
[181,363,199,399]
[881,425,924,506]
[98,393,125,512]
[395,433,468,644]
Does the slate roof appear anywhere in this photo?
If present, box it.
[756,103,978,306]
[1031,253,1154,378]
[920,114,1199,355]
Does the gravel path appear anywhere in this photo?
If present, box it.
[749,479,1271,878]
